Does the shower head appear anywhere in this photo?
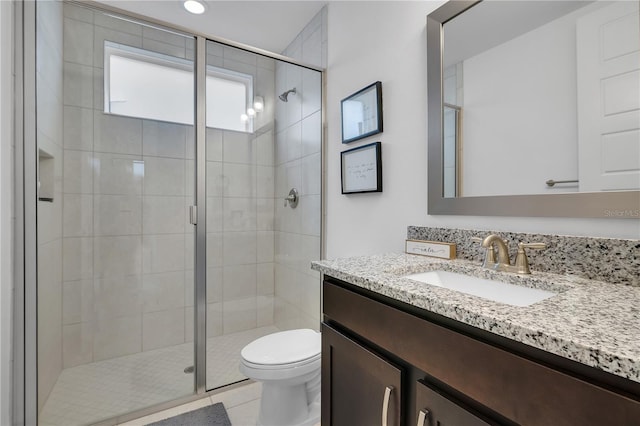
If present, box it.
[278,88,296,102]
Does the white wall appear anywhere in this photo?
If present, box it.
[0,1,13,424]
[325,1,639,260]
[462,11,578,196]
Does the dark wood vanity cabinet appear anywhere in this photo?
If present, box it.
[321,277,640,426]
[321,324,402,426]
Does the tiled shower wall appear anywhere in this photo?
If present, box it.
[60,2,196,368]
[273,8,326,330]
[59,3,276,369]
[203,44,277,338]
[37,0,64,411]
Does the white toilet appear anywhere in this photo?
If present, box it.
[240,329,321,426]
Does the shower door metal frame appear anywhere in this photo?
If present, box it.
[194,35,207,394]
[14,1,38,425]
[14,0,325,424]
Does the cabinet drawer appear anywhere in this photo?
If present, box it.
[323,279,640,425]
[415,380,492,426]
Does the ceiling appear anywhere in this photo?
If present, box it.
[443,1,593,67]
[95,0,327,54]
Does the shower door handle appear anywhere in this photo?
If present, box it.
[189,205,198,225]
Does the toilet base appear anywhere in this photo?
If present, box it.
[256,380,320,426]
[257,391,320,426]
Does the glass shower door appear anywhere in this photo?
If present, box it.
[36,2,197,424]
[203,39,282,390]
[203,39,323,391]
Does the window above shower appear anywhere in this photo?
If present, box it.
[104,41,255,133]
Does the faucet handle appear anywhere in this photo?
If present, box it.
[514,242,547,274]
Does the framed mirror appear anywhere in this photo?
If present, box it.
[427,0,640,218]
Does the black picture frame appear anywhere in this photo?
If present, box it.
[341,142,383,194]
[341,81,383,143]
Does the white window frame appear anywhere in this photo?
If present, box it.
[104,41,254,133]
[206,65,254,133]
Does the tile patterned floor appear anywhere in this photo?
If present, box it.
[39,326,278,426]
[119,382,263,426]
[118,382,320,426]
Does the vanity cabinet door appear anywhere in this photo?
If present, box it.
[415,380,494,426]
[321,323,402,426]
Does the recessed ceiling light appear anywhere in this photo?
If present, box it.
[184,0,206,15]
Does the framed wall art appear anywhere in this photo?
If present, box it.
[341,142,382,194]
[341,81,383,143]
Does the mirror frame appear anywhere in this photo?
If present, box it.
[426,0,640,218]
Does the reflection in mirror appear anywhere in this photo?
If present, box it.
[426,0,640,218]
[442,0,639,197]
[443,102,461,197]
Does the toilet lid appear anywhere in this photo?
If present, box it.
[241,329,321,366]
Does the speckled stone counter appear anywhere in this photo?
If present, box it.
[407,226,640,286]
[311,253,640,383]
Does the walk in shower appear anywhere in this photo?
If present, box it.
[28,2,323,424]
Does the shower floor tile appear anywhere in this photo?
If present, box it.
[39,326,279,426]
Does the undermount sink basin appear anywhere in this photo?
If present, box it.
[404,270,557,307]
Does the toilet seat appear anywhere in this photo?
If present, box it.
[242,353,320,371]
[241,329,320,367]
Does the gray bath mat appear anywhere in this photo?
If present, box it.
[147,402,232,426]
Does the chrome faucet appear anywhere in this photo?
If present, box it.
[474,234,547,274]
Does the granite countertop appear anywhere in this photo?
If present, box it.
[312,253,640,383]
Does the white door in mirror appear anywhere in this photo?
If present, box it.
[577,1,640,191]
